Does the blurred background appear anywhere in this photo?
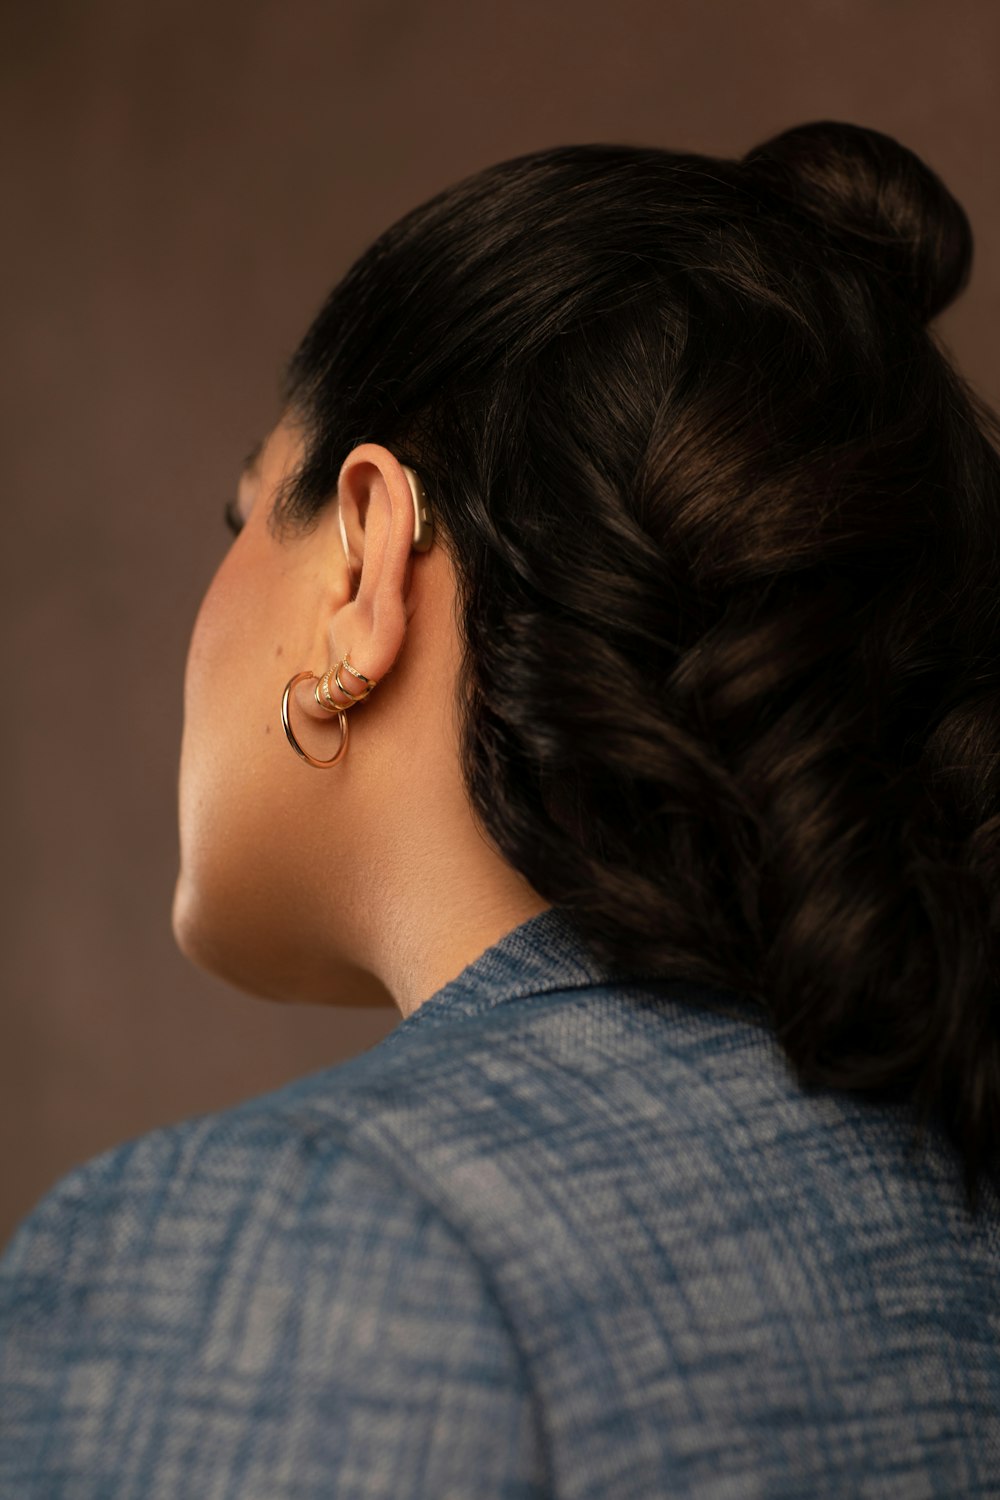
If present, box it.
[3,0,998,1248]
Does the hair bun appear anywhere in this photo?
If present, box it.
[741,120,973,324]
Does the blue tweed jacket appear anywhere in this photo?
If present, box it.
[2,905,999,1498]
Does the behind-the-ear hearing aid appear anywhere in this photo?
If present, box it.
[338,462,434,565]
[401,464,434,553]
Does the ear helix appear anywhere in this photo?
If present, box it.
[337,463,433,563]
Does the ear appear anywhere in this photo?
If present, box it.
[324,444,427,698]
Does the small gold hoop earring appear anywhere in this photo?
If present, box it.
[319,654,380,711]
[315,653,378,714]
[281,671,349,769]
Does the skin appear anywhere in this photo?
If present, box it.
[173,413,551,1019]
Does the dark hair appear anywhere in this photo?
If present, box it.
[272,120,1000,1220]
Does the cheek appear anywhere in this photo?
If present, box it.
[176,552,274,958]
[185,550,238,707]
[179,565,232,856]
[183,555,224,717]
[173,543,328,994]
[178,548,268,853]
[180,539,310,837]
[184,540,276,735]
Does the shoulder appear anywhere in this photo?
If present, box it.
[0,976,749,1392]
[0,1079,500,1327]
[0,1091,550,1497]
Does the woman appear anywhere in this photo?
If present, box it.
[2,119,999,1496]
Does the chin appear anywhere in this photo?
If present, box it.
[170,868,284,1001]
[171,870,229,980]
[171,868,398,1012]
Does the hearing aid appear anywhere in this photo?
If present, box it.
[338,462,434,566]
[401,464,434,553]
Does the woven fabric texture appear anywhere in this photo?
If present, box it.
[2,905,999,1497]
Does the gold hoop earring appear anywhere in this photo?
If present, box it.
[315,652,377,713]
[280,669,350,768]
[280,654,379,769]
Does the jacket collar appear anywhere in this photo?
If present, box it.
[392,905,679,1037]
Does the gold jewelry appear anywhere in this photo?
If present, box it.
[281,669,352,768]
[315,653,377,713]
[280,655,378,769]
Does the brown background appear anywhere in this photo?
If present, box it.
[3,0,998,1250]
